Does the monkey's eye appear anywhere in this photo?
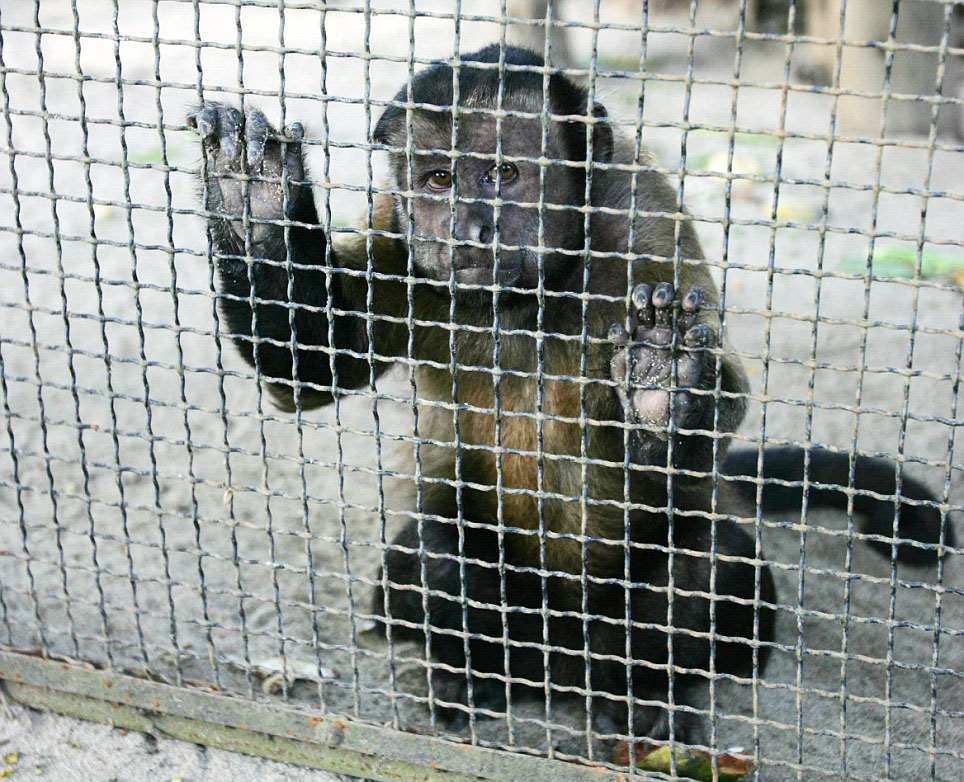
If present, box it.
[483,162,518,186]
[426,170,452,190]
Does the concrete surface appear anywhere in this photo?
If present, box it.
[0,697,353,782]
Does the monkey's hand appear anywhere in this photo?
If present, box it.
[609,282,716,465]
[187,103,308,248]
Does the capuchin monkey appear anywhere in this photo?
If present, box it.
[187,45,953,748]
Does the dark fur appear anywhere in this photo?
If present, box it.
[726,447,955,565]
[188,44,951,747]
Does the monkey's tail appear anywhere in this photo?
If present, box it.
[723,446,955,565]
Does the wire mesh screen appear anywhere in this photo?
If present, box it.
[0,1,962,780]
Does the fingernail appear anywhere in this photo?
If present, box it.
[631,284,650,309]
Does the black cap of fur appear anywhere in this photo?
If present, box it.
[373,44,612,165]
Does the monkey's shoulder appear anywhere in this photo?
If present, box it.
[332,190,407,273]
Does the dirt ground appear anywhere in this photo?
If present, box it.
[0,1,962,780]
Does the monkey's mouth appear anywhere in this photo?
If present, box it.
[454,266,500,285]
[454,264,523,288]
[452,251,523,285]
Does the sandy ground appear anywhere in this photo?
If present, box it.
[0,1,962,780]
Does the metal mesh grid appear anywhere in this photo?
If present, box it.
[0,1,961,779]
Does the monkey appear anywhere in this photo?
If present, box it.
[187,44,953,749]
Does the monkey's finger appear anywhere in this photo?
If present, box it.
[679,286,703,331]
[245,110,273,171]
[282,124,306,182]
[609,349,629,386]
[217,105,243,166]
[683,323,715,349]
[652,282,676,327]
[681,286,703,312]
[631,283,654,328]
[192,104,221,144]
[608,322,630,346]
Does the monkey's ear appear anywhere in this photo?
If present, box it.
[591,102,613,163]
[373,104,404,147]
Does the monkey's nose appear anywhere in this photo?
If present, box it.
[473,223,493,245]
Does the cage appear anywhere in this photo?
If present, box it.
[0,1,961,780]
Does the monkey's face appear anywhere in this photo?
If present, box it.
[396,113,586,293]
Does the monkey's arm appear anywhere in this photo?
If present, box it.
[189,104,406,410]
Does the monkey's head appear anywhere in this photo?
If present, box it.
[374,45,613,295]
